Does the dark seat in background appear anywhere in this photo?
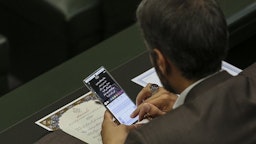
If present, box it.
[0,0,141,96]
[0,0,102,83]
[0,35,22,96]
[220,0,256,69]
[101,0,140,38]
[0,35,9,95]
[0,0,140,89]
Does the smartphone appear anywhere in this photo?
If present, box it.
[83,66,138,125]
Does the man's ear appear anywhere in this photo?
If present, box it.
[152,49,168,75]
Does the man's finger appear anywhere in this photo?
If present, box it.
[130,103,150,120]
[136,84,153,105]
[132,102,165,121]
[104,110,113,120]
[102,110,118,127]
[145,103,166,117]
[138,103,151,121]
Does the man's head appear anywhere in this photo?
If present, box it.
[137,0,229,93]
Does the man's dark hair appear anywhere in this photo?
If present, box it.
[136,0,229,80]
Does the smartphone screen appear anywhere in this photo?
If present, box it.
[83,66,138,125]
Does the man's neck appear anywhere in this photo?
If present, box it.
[169,75,196,94]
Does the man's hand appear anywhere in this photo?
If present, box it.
[101,111,136,144]
[130,84,178,121]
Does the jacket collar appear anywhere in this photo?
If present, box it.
[184,71,232,103]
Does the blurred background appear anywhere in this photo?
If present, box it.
[0,0,255,96]
[0,0,141,96]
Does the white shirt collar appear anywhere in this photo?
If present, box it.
[172,73,217,109]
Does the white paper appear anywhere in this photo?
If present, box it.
[35,92,96,131]
[132,61,242,87]
[59,100,106,144]
[131,67,162,87]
